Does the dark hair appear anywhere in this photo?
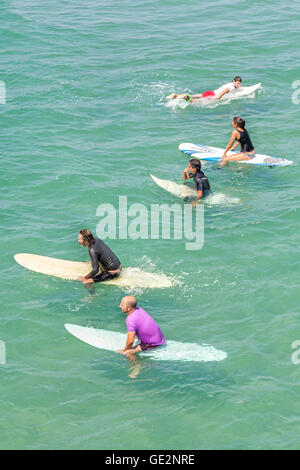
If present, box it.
[189,158,201,171]
[233,76,242,82]
[233,116,245,129]
[79,229,95,245]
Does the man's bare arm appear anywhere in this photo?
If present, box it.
[118,332,136,353]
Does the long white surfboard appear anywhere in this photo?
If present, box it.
[150,174,240,205]
[224,82,262,98]
[179,143,293,167]
[151,174,196,198]
[166,83,262,108]
[14,253,173,288]
[65,323,227,362]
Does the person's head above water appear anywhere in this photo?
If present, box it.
[78,229,95,247]
[233,76,242,88]
[232,116,246,129]
[120,296,137,314]
[188,158,201,173]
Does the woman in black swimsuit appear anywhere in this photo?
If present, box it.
[220,116,255,167]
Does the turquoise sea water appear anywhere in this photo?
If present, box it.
[1,0,300,450]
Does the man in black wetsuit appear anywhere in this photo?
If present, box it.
[77,229,122,285]
[182,158,210,206]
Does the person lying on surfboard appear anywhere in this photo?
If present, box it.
[118,296,166,357]
[219,116,255,168]
[182,158,210,205]
[166,76,242,102]
[77,229,122,284]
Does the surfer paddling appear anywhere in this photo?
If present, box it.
[219,116,255,168]
[118,296,166,356]
[182,158,210,205]
[166,76,242,102]
[77,229,122,284]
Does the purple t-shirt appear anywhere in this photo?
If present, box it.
[126,307,165,347]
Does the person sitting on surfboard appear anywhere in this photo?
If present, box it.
[166,76,242,102]
[118,296,166,357]
[219,116,255,168]
[182,158,210,205]
[77,229,122,284]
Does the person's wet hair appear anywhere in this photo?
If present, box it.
[189,158,201,172]
[79,229,95,245]
[233,76,242,82]
[233,116,245,129]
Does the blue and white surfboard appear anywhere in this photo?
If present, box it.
[179,143,293,167]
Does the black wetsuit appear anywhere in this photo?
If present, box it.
[236,128,254,153]
[85,238,121,283]
[189,170,210,195]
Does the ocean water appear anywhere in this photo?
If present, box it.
[1,0,300,450]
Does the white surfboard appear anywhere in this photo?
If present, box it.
[151,174,196,198]
[150,174,240,205]
[166,83,262,108]
[224,82,262,98]
[65,323,227,362]
[179,143,293,167]
[14,253,174,288]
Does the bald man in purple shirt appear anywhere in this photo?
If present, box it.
[118,296,166,356]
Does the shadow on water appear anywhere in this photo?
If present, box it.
[89,353,232,398]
